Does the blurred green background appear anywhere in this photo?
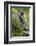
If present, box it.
[10,7,30,37]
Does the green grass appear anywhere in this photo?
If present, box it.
[10,7,30,37]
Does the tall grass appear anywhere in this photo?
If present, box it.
[10,7,30,36]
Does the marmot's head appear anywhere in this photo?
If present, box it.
[19,10,24,16]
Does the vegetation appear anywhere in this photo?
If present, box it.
[10,7,30,37]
